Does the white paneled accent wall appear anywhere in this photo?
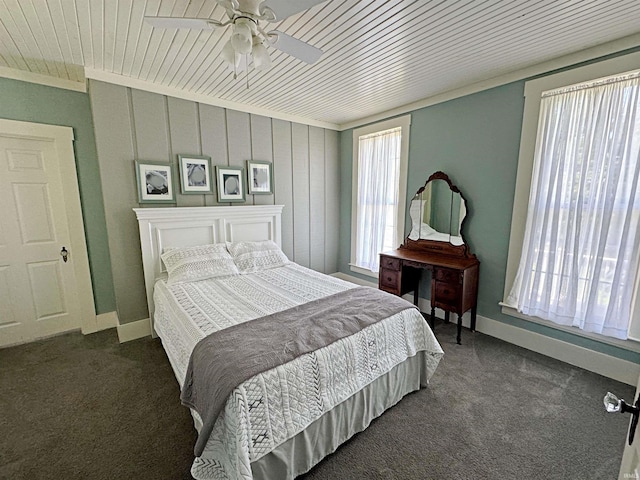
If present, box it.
[89,79,339,324]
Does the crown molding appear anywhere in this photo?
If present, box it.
[0,66,86,92]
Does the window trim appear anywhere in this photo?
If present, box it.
[502,51,640,349]
[350,115,411,278]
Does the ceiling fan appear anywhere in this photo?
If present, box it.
[145,0,327,73]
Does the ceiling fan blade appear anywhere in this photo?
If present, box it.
[260,0,328,20]
[269,31,322,64]
[144,17,220,29]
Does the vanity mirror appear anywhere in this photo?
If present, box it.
[378,171,479,344]
[406,171,468,252]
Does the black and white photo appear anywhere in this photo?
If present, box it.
[178,155,212,194]
[246,160,273,194]
[215,166,245,203]
[135,161,175,204]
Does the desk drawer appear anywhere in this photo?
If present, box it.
[434,281,459,306]
[379,268,400,290]
[380,256,400,271]
[435,267,460,283]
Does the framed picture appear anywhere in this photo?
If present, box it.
[178,155,212,194]
[216,166,245,203]
[135,161,176,204]
[246,160,273,194]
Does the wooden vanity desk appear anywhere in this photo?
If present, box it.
[378,171,480,344]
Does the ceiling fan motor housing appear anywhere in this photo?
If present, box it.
[234,0,264,18]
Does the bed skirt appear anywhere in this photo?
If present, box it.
[251,351,430,479]
[183,350,430,479]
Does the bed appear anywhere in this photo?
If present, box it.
[134,205,444,480]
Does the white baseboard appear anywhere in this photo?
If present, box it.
[96,311,118,331]
[332,272,640,386]
[331,272,378,287]
[476,315,640,386]
[116,318,152,343]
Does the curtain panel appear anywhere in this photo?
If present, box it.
[354,127,401,273]
[507,73,640,339]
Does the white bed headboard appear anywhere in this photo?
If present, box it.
[134,205,284,330]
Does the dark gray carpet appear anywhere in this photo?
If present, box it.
[0,322,634,480]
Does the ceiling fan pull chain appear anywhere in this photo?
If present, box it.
[246,56,250,89]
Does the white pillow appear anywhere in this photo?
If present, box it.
[161,243,239,285]
[226,240,289,273]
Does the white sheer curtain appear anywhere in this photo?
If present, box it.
[507,72,640,339]
[355,127,401,272]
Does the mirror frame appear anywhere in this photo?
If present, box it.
[401,171,472,258]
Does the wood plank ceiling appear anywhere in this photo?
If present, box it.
[1,0,640,127]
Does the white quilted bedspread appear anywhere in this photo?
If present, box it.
[153,263,443,480]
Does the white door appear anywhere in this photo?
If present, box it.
[619,374,640,479]
[0,128,86,346]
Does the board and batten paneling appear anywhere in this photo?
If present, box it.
[89,79,340,324]
[250,114,275,206]
[167,97,205,208]
[272,119,294,260]
[130,88,170,161]
[198,104,229,207]
[89,80,149,323]
[291,122,311,268]
[226,109,253,205]
[324,129,340,273]
[309,126,326,272]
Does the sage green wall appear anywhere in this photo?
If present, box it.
[339,80,640,364]
[0,76,116,315]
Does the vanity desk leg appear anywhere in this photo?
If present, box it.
[470,307,477,332]
[429,307,435,330]
[456,315,463,345]
[444,311,450,323]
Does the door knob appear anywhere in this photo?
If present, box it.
[60,246,69,263]
[604,391,640,445]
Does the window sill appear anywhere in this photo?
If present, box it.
[349,264,379,279]
[500,303,640,353]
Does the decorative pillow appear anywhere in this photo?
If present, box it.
[161,243,239,285]
[226,240,290,273]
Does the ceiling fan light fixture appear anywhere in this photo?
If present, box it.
[230,19,253,55]
[221,39,240,69]
[252,39,271,71]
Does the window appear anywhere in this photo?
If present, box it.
[503,54,640,343]
[350,116,411,276]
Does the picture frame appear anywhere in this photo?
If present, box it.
[246,160,273,194]
[135,160,176,204]
[178,154,213,194]
[215,166,245,203]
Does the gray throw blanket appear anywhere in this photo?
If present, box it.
[181,286,417,457]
